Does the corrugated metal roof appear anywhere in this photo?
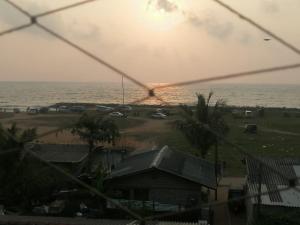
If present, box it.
[246,157,300,207]
[0,216,147,225]
[106,146,217,189]
[28,144,89,163]
[249,184,300,208]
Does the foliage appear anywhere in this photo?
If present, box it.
[178,92,229,158]
[2,157,66,207]
[0,123,42,207]
[71,114,120,173]
[94,163,108,192]
[71,113,120,151]
[0,122,37,149]
[255,213,300,225]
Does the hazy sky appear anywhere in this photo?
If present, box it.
[0,0,300,86]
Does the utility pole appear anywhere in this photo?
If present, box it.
[122,75,125,105]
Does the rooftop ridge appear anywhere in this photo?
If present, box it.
[150,145,169,168]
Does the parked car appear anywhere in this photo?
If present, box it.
[13,108,21,113]
[58,106,70,113]
[39,107,49,113]
[151,112,167,119]
[70,106,86,113]
[156,108,169,115]
[96,105,114,112]
[117,105,132,112]
[109,112,124,117]
[244,124,257,134]
[27,107,39,115]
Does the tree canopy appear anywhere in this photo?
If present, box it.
[71,113,120,151]
[179,92,229,158]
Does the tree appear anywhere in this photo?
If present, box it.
[0,122,37,149]
[0,123,38,206]
[179,92,229,159]
[71,113,120,172]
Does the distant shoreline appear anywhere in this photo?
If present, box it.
[1,102,300,112]
[1,82,300,109]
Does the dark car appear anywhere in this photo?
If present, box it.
[244,124,257,134]
[70,106,86,113]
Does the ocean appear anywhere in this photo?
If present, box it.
[0,82,300,110]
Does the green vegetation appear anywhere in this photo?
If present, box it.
[71,113,120,172]
[0,123,53,208]
[1,107,299,177]
[178,92,229,158]
[114,117,146,130]
[126,107,300,176]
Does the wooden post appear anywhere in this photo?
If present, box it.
[214,140,219,201]
[257,163,262,218]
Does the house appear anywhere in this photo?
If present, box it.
[245,157,300,224]
[0,215,208,225]
[0,215,150,225]
[26,144,127,174]
[27,144,90,173]
[104,146,217,211]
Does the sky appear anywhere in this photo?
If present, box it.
[0,0,300,86]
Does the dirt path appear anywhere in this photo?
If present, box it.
[119,118,171,150]
[260,127,300,136]
[238,125,300,137]
[123,118,170,134]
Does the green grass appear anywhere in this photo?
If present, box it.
[114,117,146,130]
[128,109,300,176]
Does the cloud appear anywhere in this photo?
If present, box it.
[262,0,280,13]
[0,1,100,40]
[148,0,178,13]
[188,13,234,39]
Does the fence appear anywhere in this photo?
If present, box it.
[1,0,300,225]
[157,221,209,225]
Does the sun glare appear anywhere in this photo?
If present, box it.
[139,0,184,31]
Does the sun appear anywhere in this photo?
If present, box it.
[139,0,184,31]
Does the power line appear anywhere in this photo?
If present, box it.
[0,23,32,37]
[34,0,99,18]
[154,63,300,89]
[5,0,31,17]
[1,0,300,223]
[26,149,144,222]
[211,0,300,56]
[35,22,150,91]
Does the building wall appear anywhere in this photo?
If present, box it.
[105,169,205,206]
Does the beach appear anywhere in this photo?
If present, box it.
[1,82,300,110]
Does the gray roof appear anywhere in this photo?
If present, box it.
[0,216,154,225]
[28,144,89,163]
[106,146,217,189]
[246,157,300,207]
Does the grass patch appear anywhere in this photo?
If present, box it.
[115,117,146,130]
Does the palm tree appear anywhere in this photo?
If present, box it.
[179,92,229,159]
[0,123,37,205]
[1,122,37,149]
[71,113,120,172]
[179,92,229,200]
